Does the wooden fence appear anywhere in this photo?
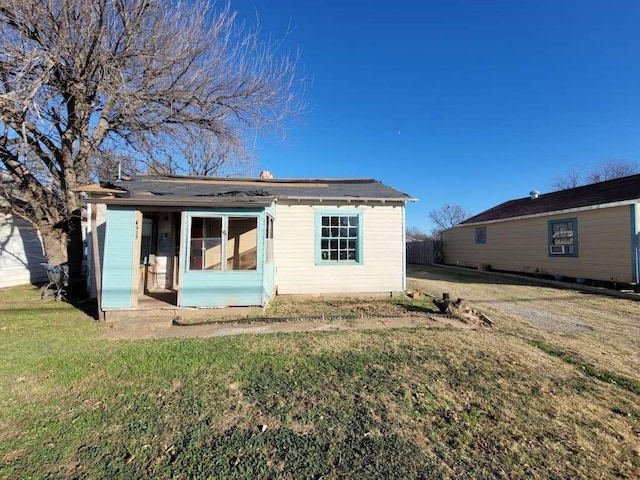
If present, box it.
[406,239,442,265]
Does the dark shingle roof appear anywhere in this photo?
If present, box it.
[461,173,640,225]
[98,174,414,206]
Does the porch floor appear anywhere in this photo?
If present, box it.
[139,290,177,308]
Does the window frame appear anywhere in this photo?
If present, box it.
[265,215,274,264]
[186,214,259,272]
[475,227,487,244]
[547,217,578,257]
[314,209,363,265]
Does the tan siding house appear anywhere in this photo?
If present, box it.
[442,174,640,285]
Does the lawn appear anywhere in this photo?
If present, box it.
[1,274,639,479]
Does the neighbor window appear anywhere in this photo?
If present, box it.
[188,216,258,271]
[548,218,578,256]
[316,211,362,264]
[475,227,486,244]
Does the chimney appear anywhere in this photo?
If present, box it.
[260,170,273,179]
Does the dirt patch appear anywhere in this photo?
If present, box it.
[103,313,482,340]
[490,301,594,333]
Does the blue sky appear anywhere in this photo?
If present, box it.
[232,0,640,233]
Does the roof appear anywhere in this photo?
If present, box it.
[460,173,640,225]
[82,174,416,207]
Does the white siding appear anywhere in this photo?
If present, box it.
[274,201,405,294]
[0,213,47,288]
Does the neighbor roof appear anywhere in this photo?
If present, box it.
[461,173,640,225]
[83,174,415,207]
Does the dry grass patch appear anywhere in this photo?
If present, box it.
[408,265,640,383]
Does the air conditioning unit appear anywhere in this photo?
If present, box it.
[550,244,573,255]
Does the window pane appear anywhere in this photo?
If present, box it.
[190,238,222,270]
[227,217,257,270]
[552,222,574,245]
[331,216,339,226]
[189,217,222,270]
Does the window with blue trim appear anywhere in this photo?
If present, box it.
[317,212,362,263]
[548,218,578,256]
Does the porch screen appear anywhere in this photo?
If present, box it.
[227,217,257,270]
[188,216,257,271]
[190,217,222,270]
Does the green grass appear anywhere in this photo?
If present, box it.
[1,284,639,479]
[530,340,640,395]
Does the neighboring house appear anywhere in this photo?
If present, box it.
[441,174,640,285]
[0,210,47,288]
[82,174,415,317]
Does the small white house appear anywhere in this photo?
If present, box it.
[82,174,416,318]
[0,211,47,288]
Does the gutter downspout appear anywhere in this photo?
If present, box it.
[632,204,639,283]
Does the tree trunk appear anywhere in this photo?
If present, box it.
[40,225,68,266]
[65,212,85,282]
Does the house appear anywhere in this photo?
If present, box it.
[0,204,47,288]
[0,209,47,288]
[82,174,416,318]
[441,174,640,285]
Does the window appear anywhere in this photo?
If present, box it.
[188,216,258,271]
[226,217,258,270]
[316,211,362,264]
[190,217,222,270]
[475,227,486,244]
[265,215,274,263]
[548,218,578,256]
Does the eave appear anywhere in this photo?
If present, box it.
[454,198,640,228]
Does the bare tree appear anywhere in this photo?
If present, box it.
[585,159,638,184]
[0,0,303,276]
[428,204,470,237]
[406,226,430,241]
[551,166,582,190]
[552,160,638,190]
